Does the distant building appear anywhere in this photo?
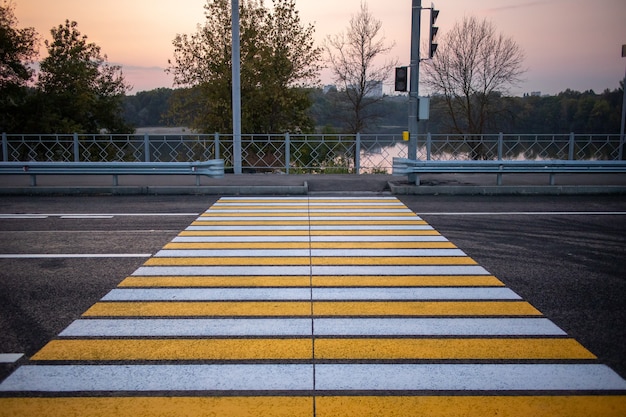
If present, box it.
[530,91,541,97]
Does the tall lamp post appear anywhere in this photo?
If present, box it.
[619,45,626,160]
[231,0,242,174]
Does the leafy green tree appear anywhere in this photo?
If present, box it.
[36,20,132,133]
[0,0,38,131]
[167,0,321,133]
[123,88,174,127]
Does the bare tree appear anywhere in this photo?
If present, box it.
[324,1,397,133]
[423,16,526,142]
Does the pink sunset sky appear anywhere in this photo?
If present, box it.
[12,0,626,95]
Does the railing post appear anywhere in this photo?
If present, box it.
[284,132,290,175]
[143,133,150,162]
[569,132,575,160]
[426,132,432,160]
[2,132,7,162]
[73,133,79,162]
[355,133,361,174]
[498,132,504,160]
[214,133,220,160]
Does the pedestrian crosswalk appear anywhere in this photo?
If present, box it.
[1,196,625,416]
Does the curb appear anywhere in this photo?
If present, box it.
[0,182,309,196]
[388,182,626,195]
[2,181,625,196]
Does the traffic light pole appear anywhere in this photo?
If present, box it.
[408,0,421,162]
[231,0,242,174]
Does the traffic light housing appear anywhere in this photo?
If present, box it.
[395,66,408,92]
[429,8,439,58]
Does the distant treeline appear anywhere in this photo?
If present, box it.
[123,86,624,135]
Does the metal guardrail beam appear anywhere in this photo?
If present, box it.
[392,157,626,186]
[0,160,224,186]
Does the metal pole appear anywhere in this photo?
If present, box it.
[144,133,150,162]
[408,0,421,162]
[285,132,290,175]
[231,0,242,174]
[355,132,361,174]
[619,45,626,160]
[214,132,220,160]
[73,133,79,162]
[2,133,8,162]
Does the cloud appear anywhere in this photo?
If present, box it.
[484,0,556,13]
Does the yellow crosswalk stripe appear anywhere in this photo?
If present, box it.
[312,301,542,316]
[119,276,313,287]
[144,256,476,266]
[179,230,310,236]
[200,212,417,217]
[33,338,595,361]
[33,339,313,361]
[0,397,314,417]
[207,205,408,209]
[83,301,540,317]
[314,338,596,360]
[163,241,456,249]
[311,275,503,287]
[83,301,312,317]
[191,220,428,225]
[315,396,626,417]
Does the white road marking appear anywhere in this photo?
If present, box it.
[100,287,520,302]
[172,236,311,242]
[313,318,566,336]
[315,364,626,391]
[0,215,48,219]
[0,254,151,258]
[60,318,313,337]
[0,353,23,363]
[153,249,465,257]
[59,318,565,337]
[312,287,521,301]
[60,215,114,219]
[3,364,623,392]
[154,249,311,257]
[0,213,200,218]
[133,266,312,276]
[310,236,447,242]
[0,364,314,392]
[102,288,312,301]
[420,211,626,216]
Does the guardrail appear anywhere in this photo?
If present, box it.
[2,132,624,174]
[393,157,626,185]
[0,160,225,186]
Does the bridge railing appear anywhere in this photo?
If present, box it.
[2,132,623,174]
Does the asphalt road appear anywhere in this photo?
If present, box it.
[0,194,624,383]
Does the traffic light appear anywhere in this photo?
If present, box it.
[429,7,439,58]
[395,66,408,92]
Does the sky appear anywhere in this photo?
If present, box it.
[12,0,626,96]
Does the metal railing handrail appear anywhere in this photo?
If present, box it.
[2,132,624,173]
